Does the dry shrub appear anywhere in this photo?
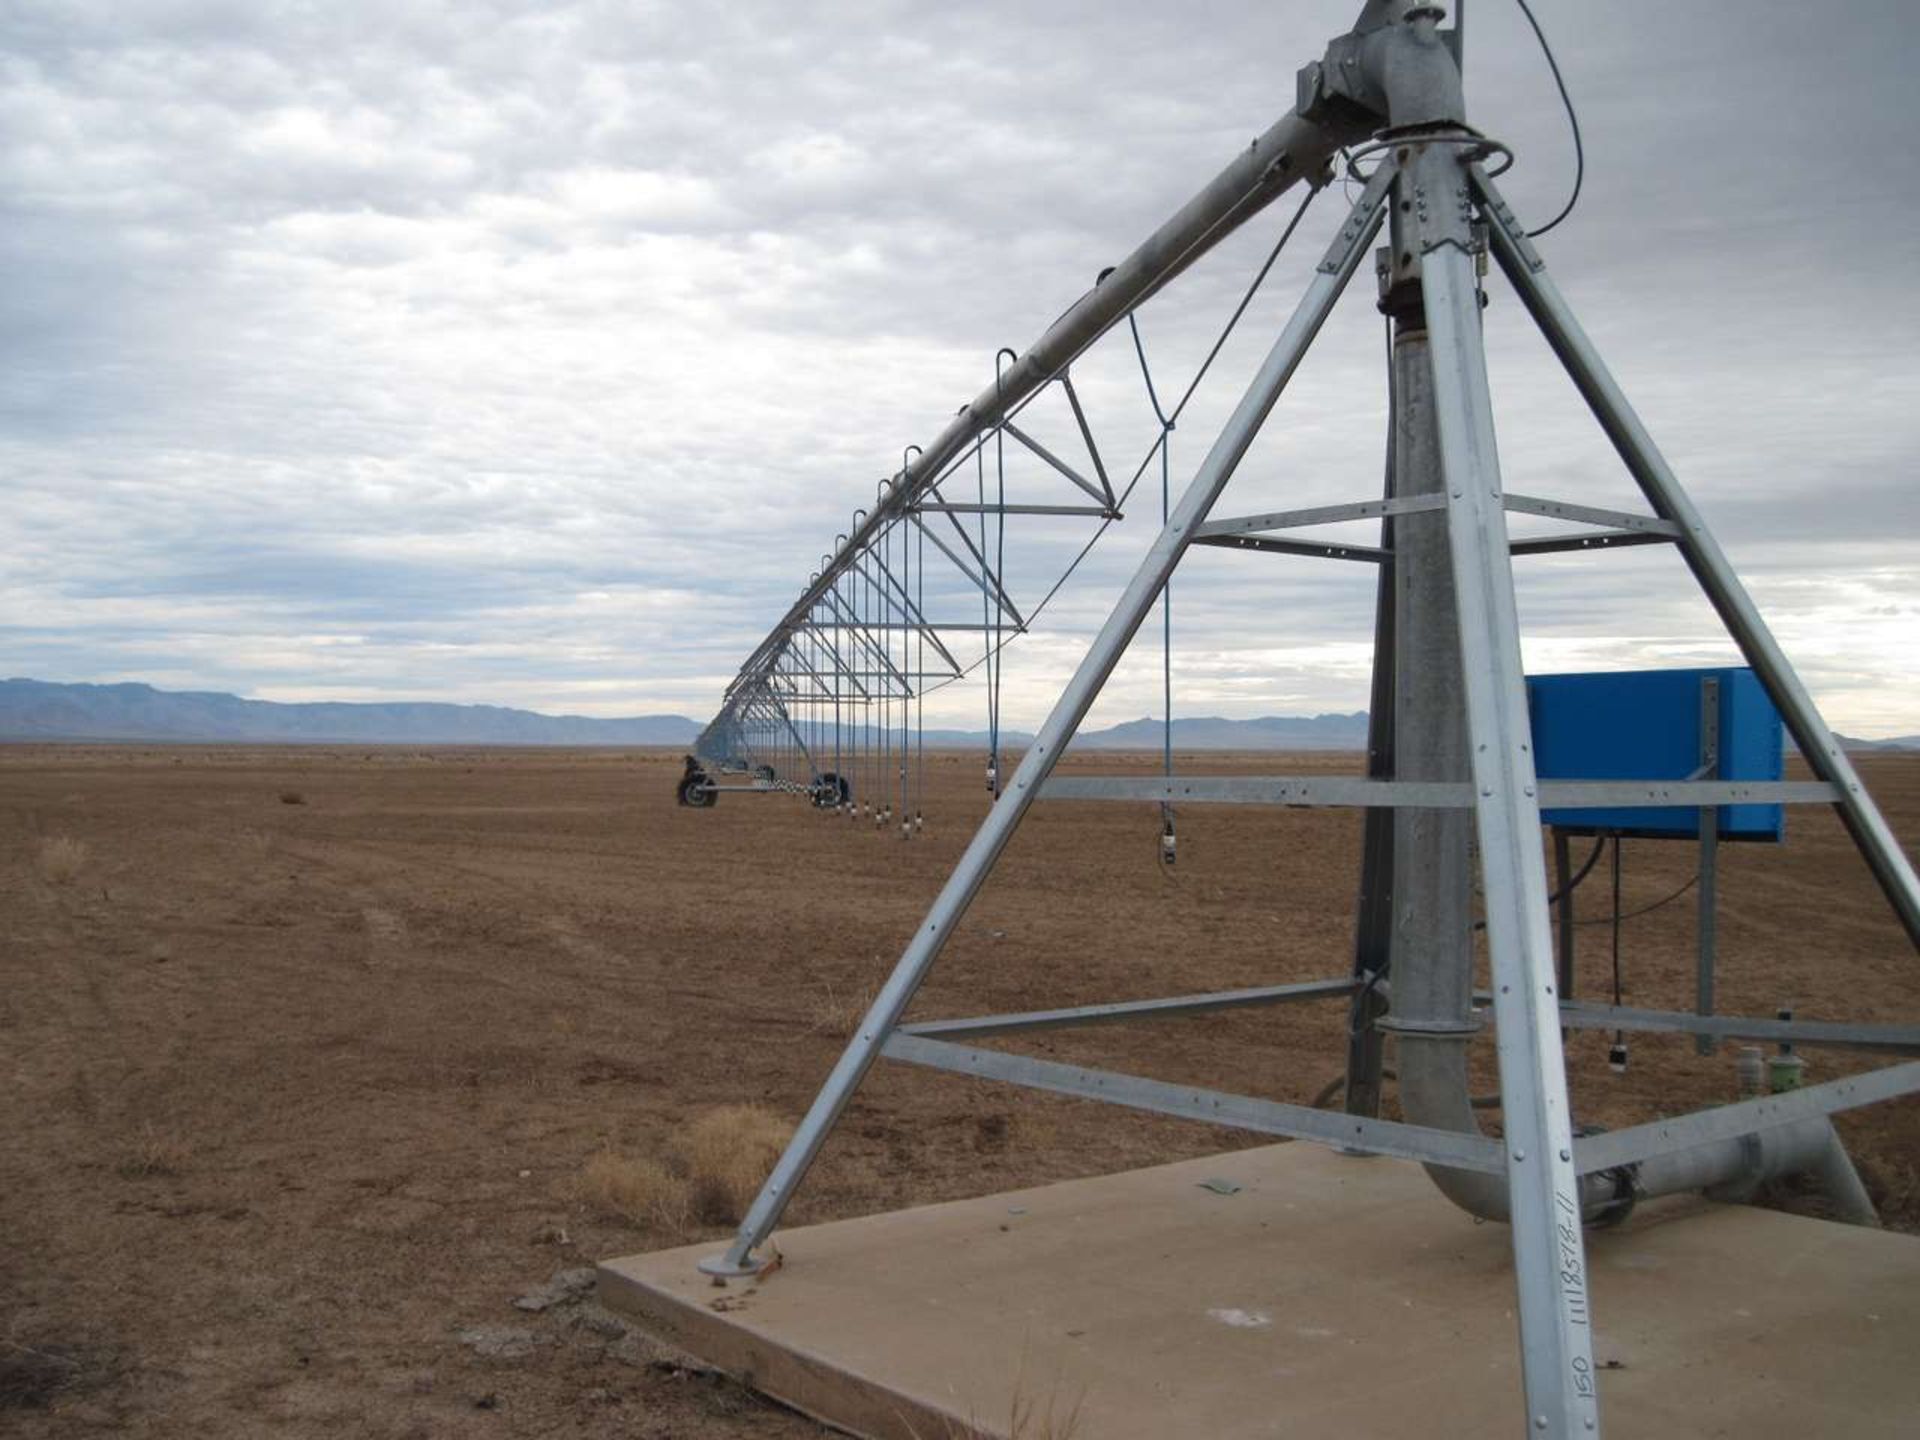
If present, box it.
[580,1151,690,1231]
[278,791,306,806]
[0,1338,119,1411]
[676,1105,790,1226]
[36,836,88,886]
[117,1123,189,1178]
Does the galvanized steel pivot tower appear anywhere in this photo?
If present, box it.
[699,4,1920,1435]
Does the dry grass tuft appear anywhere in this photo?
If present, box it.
[278,790,306,806]
[579,1150,690,1231]
[36,836,89,886]
[808,979,877,1037]
[117,1123,189,1179]
[1005,1375,1085,1440]
[676,1105,791,1226]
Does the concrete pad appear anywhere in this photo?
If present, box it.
[599,1144,1920,1438]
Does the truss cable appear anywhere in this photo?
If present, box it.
[915,502,926,834]
[986,348,1018,798]
[1511,0,1584,239]
[977,407,1000,797]
[852,511,867,822]
[877,480,890,831]
[1609,836,1627,1070]
[762,180,1330,756]
[892,491,908,837]
[1127,309,1179,872]
[918,185,1326,708]
[830,560,843,805]
[878,488,891,830]
[886,502,896,827]
[845,544,856,818]
[892,469,908,837]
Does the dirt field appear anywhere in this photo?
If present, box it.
[4,744,1917,1436]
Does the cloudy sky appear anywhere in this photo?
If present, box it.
[4,0,1915,735]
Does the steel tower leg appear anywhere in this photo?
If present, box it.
[1416,146,1600,1435]
[1474,166,1920,951]
[700,165,1396,1277]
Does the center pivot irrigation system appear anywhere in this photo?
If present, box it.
[681,3,1920,1435]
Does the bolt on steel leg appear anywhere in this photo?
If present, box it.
[700,166,1396,1277]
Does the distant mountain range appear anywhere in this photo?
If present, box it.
[3,678,1913,754]
[1069,713,1370,750]
[0,678,701,746]
[0,680,1361,750]
[1836,734,1920,751]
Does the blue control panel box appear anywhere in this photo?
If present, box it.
[1527,667,1784,841]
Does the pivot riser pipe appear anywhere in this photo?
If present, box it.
[705,167,1396,1276]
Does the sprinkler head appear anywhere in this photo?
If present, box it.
[1160,823,1177,868]
[985,764,998,792]
[1607,1041,1629,1074]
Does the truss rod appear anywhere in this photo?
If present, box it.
[721,105,1368,701]
[898,977,1358,1039]
[1548,1003,1920,1056]
[1573,1063,1920,1175]
[907,510,1028,630]
[1038,775,1841,808]
[881,1032,1506,1173]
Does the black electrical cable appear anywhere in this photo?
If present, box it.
[1559,832,1608,902]
[1610,837,1624,1012]
[1126,309,1179,869]
[1512,0,1584,238]
[1576,871,1699,926]
[1471,832,1606,931]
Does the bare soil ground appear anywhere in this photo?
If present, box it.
[4,744,1917,1437]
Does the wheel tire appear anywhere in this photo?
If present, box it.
[678,776,716,808]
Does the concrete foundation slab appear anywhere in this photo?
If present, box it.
[598,1143,1920,1438]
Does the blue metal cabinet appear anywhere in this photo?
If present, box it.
[1527,667,1784,840]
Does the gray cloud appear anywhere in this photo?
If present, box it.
[1,1,1914,733]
